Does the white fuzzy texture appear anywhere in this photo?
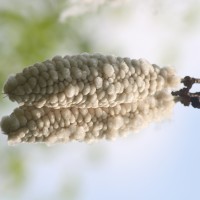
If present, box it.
[1,53,181,144]
[1,91,175,145]
[3,54,180,109]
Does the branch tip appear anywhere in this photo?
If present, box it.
[172,76,200,109]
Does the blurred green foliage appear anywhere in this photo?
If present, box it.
[0,0,92,101]
[0,1,199,200]
[58,175,82,200]
[183,2,200,28]
[0,1,93,198]
[6,149,26,185]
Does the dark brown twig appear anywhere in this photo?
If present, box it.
[172,76,200,109]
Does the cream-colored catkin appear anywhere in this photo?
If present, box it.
[3,53,180,108]
[1,91,175,145]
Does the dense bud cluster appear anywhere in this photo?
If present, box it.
[0,53,180,144]
[3,53,179,108]
[1,91,174,145]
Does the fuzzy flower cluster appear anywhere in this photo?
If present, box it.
[0,53,180,145]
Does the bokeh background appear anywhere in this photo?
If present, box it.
[0,0,200,199]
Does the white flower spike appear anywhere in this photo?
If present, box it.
[3,53,179,108]
[1,53,181,145]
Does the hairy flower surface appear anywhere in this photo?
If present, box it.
[1,91,174,145]
[3,53,179,108]
[1,53,180,144]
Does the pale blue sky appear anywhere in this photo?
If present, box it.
[1,1,200,200]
